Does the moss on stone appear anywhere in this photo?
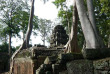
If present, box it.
[66,60,93,74]
[82,48,110,60]
[16,50,32,58]
[57,53,83,64]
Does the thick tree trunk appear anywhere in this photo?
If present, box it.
[70,0,80,53]
[10,0,34,73]
[76,0,100,48]
[65,0,80,53]
[87,0,96,29]
[43,36,45,46]
[87,0,105,48]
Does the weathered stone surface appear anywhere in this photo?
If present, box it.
[82,48,110,60]
[16,47,63,59]
[50,25,68,48]
[11,48,110,74]
[58,53,83,64]
[52,63,67,74]
[93,58,110,74]
[36,67,44,74]
[33,56,47,73]
[52,64,60,74]
[33,49,63,57]
[14,48,63,74]
[59,70,68,74]
[36,64,52,74]
[44,56,57,64]
[13,58,33,74]
[16,50,32,58]
[66,60,93,74]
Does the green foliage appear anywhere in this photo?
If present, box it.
[53,0,66,8]
[0,0,39,45]
[94,0,110,46]
[53,0,110,48]
[0,42,16,53]
[0,0,28,38]
[58,6,73,31]
[16,10,39,35]
[16,50,32,58]
[38,18,53,44]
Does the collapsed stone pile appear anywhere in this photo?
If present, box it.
[50,25,68,48]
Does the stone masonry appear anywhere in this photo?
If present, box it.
[50,25,68,48]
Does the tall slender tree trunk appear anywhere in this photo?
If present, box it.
[23,33,25,42]
[4,36,7,43]
[25,0,34,48]
[8,5,13,56]
[75,0,100,48]
[44,35,45,46]
[9,33,12,56]
[10,0,35,73]
[65,0,80,53]
[108,35,110,48]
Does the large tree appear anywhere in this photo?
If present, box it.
[10,0,35,73]
[53,0,84,52]
[54,0,109,51]
[75,0,105,48]
[0,0,24,55]
[17,11,38,41]
[0,0,38,55]
[87,0,104,47]
[64,0,80,53]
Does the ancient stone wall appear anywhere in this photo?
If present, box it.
[13,58,33,74]
[12,47,63,74]
[35,53,110,74]
[66,58,110,74]
[93,58,110,74]
[11,48,110,74]
[67,60,93,74]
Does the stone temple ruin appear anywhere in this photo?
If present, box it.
[50,25,68,48]
[0,25,110,74]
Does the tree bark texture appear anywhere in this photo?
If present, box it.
[9,33,12,56]
[70,0,80,53]
[10,0,35,73]
[65,0,80,53]
[87,0,96,30]
[25,0,34,48]
[76,0,100,48]
[87,0,105,48]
